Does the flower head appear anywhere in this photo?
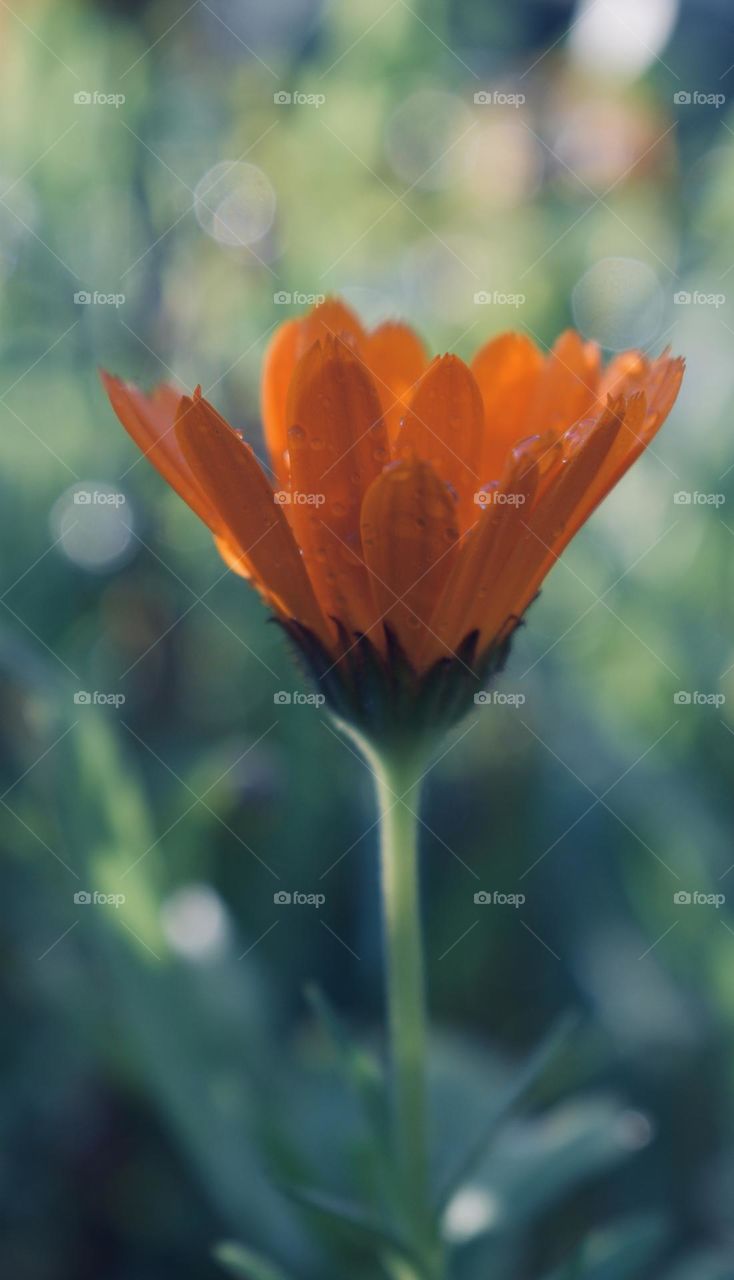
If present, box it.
[103,298,683,747]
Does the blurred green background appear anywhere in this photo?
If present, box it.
[2,0,734,1277]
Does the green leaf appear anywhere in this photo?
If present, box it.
[304,982,389,1144]
[437,1012,579,1207]
[214,1242,295,1280]
[280,1181,418,1265]
[542,1215,665,1280]
[542,1255,584,1280]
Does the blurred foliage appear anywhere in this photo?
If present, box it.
[2,0,734,1276]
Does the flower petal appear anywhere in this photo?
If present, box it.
[475,394,631,651]
[360,457,459,663]
[175,390,332,645]
[525,330,601,436]
[570,354,684,541]
[558,353,686,552]
[297,296,366,352]
[397,354,484,528]
[471,333,544,481]
[363,321,428,445]
[101,372,219,532]
[261,318,301,491]
[261,299,367,488]
[285,337,389,638]
[420,435,546,664]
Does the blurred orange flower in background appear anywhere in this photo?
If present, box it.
[102,299,683,696]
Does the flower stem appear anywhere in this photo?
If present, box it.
[373,749,434,1257]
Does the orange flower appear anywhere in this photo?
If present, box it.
[103,298,683,740]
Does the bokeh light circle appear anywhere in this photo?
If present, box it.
[50,482,134,572]
[161,883,230,960]
[384,89,472,190]
[194,161,276,247]
[572,257,664,351]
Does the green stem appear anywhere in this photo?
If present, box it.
[340,725,442,1277]
[373,750,432,1248]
